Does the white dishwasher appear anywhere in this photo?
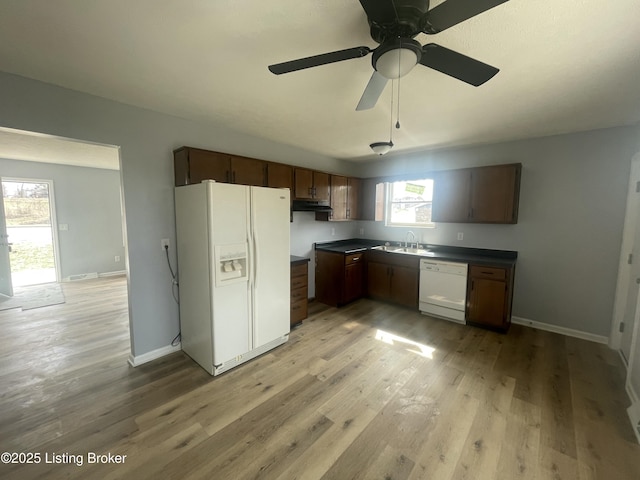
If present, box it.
[419,259,468,324]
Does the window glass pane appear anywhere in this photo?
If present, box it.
[388,179,434,226]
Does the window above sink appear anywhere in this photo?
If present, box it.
[385,178,434,228]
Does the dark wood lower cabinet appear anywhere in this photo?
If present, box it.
[315,250,364,307]
[366,250,419,309]
[466,264,515,332]
[290,260,309,326]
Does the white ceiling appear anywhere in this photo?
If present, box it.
[0,0,639,162]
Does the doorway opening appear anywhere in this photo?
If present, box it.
[1,179,59,287]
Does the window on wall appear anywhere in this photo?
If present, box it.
[385,179,434,227]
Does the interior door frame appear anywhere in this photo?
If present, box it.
[610,153,640,353]
[0,180,12,297]
[1,176,62,284]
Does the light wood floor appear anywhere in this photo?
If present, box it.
[1,275,639,479]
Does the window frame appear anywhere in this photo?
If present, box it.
[384,178,435,228]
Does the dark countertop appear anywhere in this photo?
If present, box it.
[290,255,310,265]
[314,238,517,267]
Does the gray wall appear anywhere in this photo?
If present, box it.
[290,211,359,296]
[0,71,356,358]
[354,127,639,337]
[0,158,125,280]
[0,69,636,355]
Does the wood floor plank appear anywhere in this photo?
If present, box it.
[1,277,640,480]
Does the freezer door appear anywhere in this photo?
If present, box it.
[208,182,251,365]
[250,186,291,347]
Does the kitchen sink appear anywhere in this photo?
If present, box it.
[371,245,433,256]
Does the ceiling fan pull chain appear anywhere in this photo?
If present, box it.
[389,78,395,143]
[396,36,401,130]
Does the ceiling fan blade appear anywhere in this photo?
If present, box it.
[268,46,371,75]
[419,43,499,86]
[358,0,397,24]
[424,0,509,34]
[356,71,389,111]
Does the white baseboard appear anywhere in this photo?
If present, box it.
[63,272,98,282]
[511,316,609,344]
[128,343,182,367]
[99,270,126,278]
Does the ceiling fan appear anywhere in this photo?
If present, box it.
[268,0,510,110]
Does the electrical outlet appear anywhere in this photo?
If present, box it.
[331,228,335,236]
[161,238,170,251]
[359,228,364,235]
[457,232,464,241]
[115,255,120,262]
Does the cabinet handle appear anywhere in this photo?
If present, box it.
[232,171,236,183]
[308,187,313,196]
[481,271,494,275]
[226,171,231,183]
[346,208,350,219]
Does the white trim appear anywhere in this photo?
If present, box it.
[511,316,609,344]
[98,270,126,278]
[63,272,98,282]
[627,398,640,444]
[610,153,640,350]
[128,343,182,367]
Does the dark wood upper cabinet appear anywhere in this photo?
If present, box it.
[470,164,520,223]
[347,177,360,220]
[266,162,293,190]
[229,155,265,186]
[174,147,231,185]
[331,175,348,220]
[432,163,521,224]
[316,175,361,222]
[431,168,471,222]
[173,147,265,186]
[294,168,330,201]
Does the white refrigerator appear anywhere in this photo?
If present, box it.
[175,180,290,375]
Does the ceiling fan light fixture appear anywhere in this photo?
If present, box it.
[373,38,422,80]
[370,141,394,155]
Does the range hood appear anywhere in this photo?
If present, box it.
[291,199,332,212]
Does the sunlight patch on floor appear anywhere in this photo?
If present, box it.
[375,329,436,359]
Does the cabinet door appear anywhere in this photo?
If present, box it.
[188,149,231,184]
[267,163,293,190]
[431,168,471,223]
[315,250,345,307]
[230,155,265,186]
[330,175,348,220]
[467,277,508,329]
[294,168,314,199]
[470,164,519,223]
[390,265,419,308]
[367,261,390,300]
[347,177,360,220]
[314,171,330,201]
[344,262,364,304]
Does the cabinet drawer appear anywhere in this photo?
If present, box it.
[469,265,506,280]
[291,275,307,290]
[291,263,308,278]
[345,253,364,265]
[291,299,308,323]
[291,286,307,303]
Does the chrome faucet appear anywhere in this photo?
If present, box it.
[405,231,416,248]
